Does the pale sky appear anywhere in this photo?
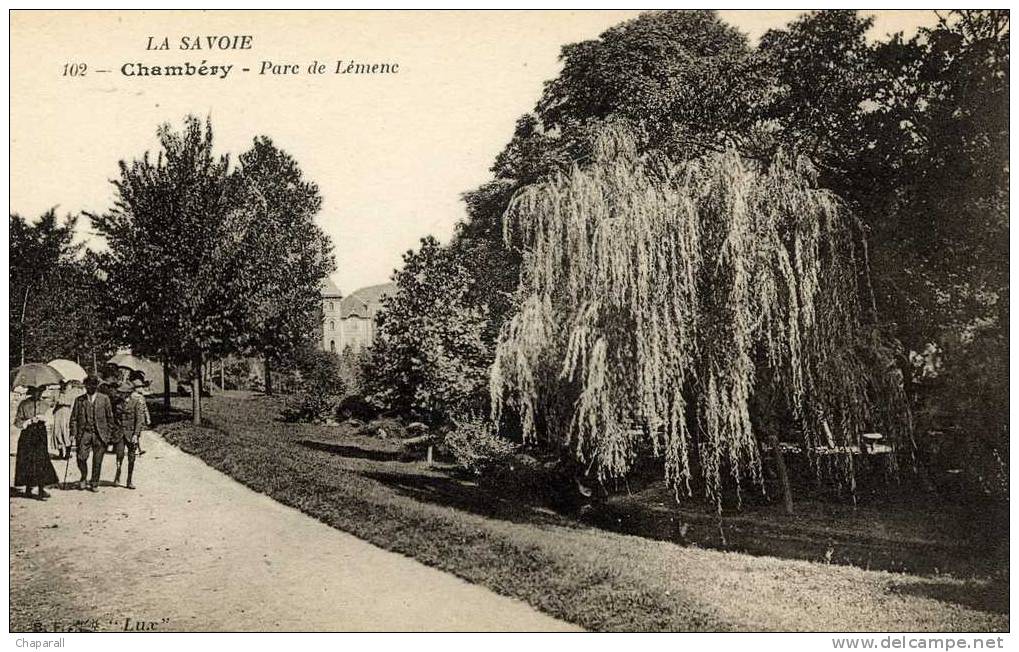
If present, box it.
[10,10,939,294]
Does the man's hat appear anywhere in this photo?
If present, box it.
[116,381,135,393]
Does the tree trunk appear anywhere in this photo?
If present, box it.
[264,357,273,396]
[769,435,794,515]
[192,351,203,425]
[19,285,30,365]
[220,358,226,391]
[162,356,171,409]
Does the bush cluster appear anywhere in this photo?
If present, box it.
[442,414,517,475]
[281,346,347,423]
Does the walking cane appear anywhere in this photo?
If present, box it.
[62,443,73,489]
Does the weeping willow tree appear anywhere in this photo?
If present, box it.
[490,127,911,506]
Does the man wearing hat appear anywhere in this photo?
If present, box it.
[130,377,152,455]
[113,380,145,489]
[69,376,115,492]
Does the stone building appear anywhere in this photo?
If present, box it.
[320,280,395,353]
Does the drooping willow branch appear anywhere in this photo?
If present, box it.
[490,126,909,506]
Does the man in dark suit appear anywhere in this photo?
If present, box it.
[69,376,115,492]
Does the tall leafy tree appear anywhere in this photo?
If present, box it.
[8,210,118,368]
[234,137,335,394]
[871,12,1009,465]
[758,10,1008,344]
[757,11,881,174]
[878,10,1008,341]
[362,236,493,422]
[69,251,120,373]
[534,9,766,156]
[758,11,1009,452]
[741,10,1007,479]
[10,210,79,366]
[491,127,908,506]
[90,116,250,424]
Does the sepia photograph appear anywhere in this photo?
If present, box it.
[6,7,1010,640]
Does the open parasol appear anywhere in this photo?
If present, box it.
[11,362,63,390]
[47,358,88,383]
[108,353,150,373]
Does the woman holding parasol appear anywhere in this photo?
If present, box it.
[11,363,61,499]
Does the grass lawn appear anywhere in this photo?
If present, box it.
[587,481,1008,578]
[157,393,1008,632]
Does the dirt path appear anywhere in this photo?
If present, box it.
[9,430,581,632]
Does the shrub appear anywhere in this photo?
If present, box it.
[335,394,380,422]
[282,346,346,423]
[370,417,408,439]
[443,414,517,475]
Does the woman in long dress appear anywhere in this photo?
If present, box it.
[50,381,74,459]
[14,386,59,500]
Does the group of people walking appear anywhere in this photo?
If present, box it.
[13,375,150,500]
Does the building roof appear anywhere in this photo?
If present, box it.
[321,277,343,298]
[339,283,395,319]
